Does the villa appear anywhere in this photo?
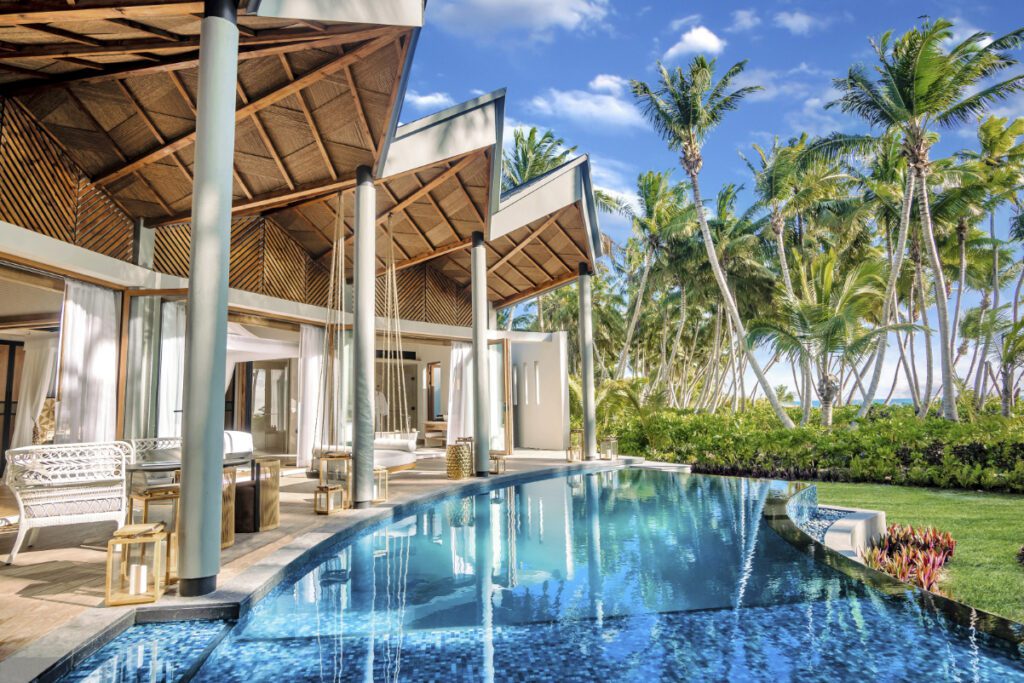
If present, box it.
[0,2,1021,681]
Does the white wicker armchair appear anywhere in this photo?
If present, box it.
[4,441,131,564]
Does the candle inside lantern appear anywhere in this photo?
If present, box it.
[128,563,148,595]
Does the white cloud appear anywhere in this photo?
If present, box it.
[663,26,726,61]
[530,86,645,128]
[405,90,455,111]
[787,62,829,77]
[773,11,828,36]
[948,17,993,47]
[588,73,629,96]
[589,156,637,238]
[784,86,846,136]
[669,14,701,32]
[727,9,760,33]
[991,92,1024,119]
[431,0,608,41]
[733,68,811,103]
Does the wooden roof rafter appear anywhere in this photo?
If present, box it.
[91,32,396,187]
[3,26,397,95]
[166,69,253,200]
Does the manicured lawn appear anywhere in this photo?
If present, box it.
[815,483,1024,624]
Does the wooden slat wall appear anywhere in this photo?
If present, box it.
[262,219,308,303]
[374,263,471,326]
[0,99,79,243]
[230,215,265,293]
[74,179,133,261]
[155,216,326,306]
[0,97,134,261]
[154,223,191,277]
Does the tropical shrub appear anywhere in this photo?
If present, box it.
[612,403,1024,492]
[863,524,957,593]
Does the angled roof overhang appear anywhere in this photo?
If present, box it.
[483,155,603,309]
[0,1,420,227]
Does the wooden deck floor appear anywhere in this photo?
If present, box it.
[0,450,573,662]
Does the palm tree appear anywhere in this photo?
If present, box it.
[613,171,692,379]
[999,320,1024,416]
[959,115,1024,408]
[749,251,895,426]
[501,127,577,191]
[631,58,796,428]
[828,18,1024,420]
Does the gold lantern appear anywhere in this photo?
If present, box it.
[314,484,345,514]
[105,523,167,607]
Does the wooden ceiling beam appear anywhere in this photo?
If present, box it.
[167,70,253,201]
[553,216,590,265]
[0,3,205,25]
[343,62,376,156]
[342,154,477,248]
[106,17,185,42]
[26,23,104,46]
[4,27,397,94]
[381,183,435,250]
[235,81,294,190]
[278,53,334,181]
[94,34,394,186]
[495,271,580,310]
[114,79,193,191]
[376,238,472,277]
[63,87,172,215]
[152,173,360,226]
[0,24,393,61]
[488,214,558,275]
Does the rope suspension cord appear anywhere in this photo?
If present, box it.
[312,191,348,462]
[379,213,411,437]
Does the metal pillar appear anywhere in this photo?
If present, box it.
[471,231,491,476]
[579,263,597,460]
[178,0,238,598]
[352,165,376,508]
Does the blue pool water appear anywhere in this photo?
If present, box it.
[61,469,1023,681]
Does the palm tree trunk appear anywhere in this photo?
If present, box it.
[915,259,934,418]
[658,288,688,391]
[688,170,794,428]
[505,303,516,331]
[858,172,917,418]
[1014,266,1024,325]
[895,297,923,411]
[950,224,967,357]
[1002,364,1013,417]
[537,295,545,332]
[978,212,1001,411]
[615,252,651,379]
[914,167,958,420]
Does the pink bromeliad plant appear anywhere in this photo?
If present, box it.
[862,524,956,594]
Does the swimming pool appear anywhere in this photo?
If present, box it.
[60,469,1024,681]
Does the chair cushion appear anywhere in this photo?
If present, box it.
[373,450,417,470]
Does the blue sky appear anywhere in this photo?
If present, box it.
[402,1,1024,397]
[404,0,1024,242]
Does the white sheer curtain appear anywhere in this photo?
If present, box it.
[55,281,119,444]
[157,300,186,437]
[446,342,473,443]
[11,334,58,448]
[296,324,324,468]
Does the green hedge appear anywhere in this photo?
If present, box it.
[610,405,1024,492]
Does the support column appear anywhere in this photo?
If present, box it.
[471,231,491,476]
[579,263,597,460]
[178,0,238,598]
[352,166,376,508]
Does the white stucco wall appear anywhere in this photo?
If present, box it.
[510,332,569,451]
